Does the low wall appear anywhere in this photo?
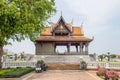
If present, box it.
[2,62,36,68]
[2,61,120,70]
[36,55,90,64]
[87,62,120,70]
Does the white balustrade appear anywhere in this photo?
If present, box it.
[87,62,120,69]
[2,61,120,70]
[2,62,37,68]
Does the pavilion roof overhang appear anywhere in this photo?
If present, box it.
[36,36,93,42]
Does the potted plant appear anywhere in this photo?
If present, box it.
[37,60,44,65]
[37,60,47,71]
[35,60,45,72]
[80,60,87,70]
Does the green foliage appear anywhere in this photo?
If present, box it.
[0,67,34,78]
[0,0,56,46]
[80,60,86,64]
[20,52,25,60]
[0,69,13,75]
[98,53,117,62]
[14,54,17,61]
[110,54,116,59]
[98,54,104,61]
[0,0,56,68]
[80,60,87,70]
[107,52,110,61]
[37,60,44,64]
[3,51,8,56]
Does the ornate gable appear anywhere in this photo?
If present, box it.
[52,16,71,36]
[40,16,84,36]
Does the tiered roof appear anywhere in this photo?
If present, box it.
[40,27,83,36]
[36,16,93,42]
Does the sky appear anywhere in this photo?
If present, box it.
[4,0,120,54]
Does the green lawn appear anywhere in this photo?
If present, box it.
[0,67,34,78]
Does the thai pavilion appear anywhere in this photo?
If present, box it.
[35,16,93,56]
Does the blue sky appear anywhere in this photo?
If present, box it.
[4,0,120,54]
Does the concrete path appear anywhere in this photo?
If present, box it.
[21,70,103,80]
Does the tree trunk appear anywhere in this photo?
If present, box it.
[0,44,3,68]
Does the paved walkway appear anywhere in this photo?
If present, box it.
[0,70,103,80]
[21,70,103,80]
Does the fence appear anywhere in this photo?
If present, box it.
[2,62,36,68]
[87,62,120,69]
[2,61,120,70]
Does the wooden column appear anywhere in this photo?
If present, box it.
[53,42,56,54]
[54,45,56,53]
[76,45,78,53]
[79,43,83,54]
[67,43,71,53]
[85,42,89,55]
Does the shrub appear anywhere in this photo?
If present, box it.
[26,66,32,68]
[0,69,13,75]
[37,60,44,65]
[80,61,87,70]
[80,60,86,64]
[16,67,22,69]
[0,67,34,78]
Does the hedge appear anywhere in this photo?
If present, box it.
[0,67,34,78]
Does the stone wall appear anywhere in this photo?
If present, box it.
[36,42,54,55]
[36,55,90,64]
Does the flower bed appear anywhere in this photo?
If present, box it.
[0,67,34,78]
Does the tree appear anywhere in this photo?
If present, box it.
[107,52,110,61]
[3,51,8,56]
[0,0,56,68]
[104,52,111,61]
[98,54,104,61]
[14,54,17,61]
[110,54,116,61]
[104,52,115,61]
[20,52,25,60]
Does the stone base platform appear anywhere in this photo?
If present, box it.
[35,55,90,64]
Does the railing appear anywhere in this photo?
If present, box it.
[87,62,120,69]
[2,61,36,68]
[2,61,120,70]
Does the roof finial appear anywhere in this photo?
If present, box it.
[61,11,62,16]
[71,18,74,25]
[81,20,84,35]
[81,20,84,26]
[92,36,94,40]
[71,18,74,31]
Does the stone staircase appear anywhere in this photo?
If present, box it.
[36,55,90,64]
[46,63,80,70]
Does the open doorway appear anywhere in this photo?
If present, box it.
[56,46,67,54]
[70,46,76,53]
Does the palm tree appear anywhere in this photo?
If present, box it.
[104,52,113,61]
[107,52,110,61]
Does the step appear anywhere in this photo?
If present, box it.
[36,55,90,64]
[46,63,80,70]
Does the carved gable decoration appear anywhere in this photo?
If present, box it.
[52,16,71,35]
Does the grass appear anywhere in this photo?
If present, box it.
[0,69,13,75]
[0,67,34,78]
